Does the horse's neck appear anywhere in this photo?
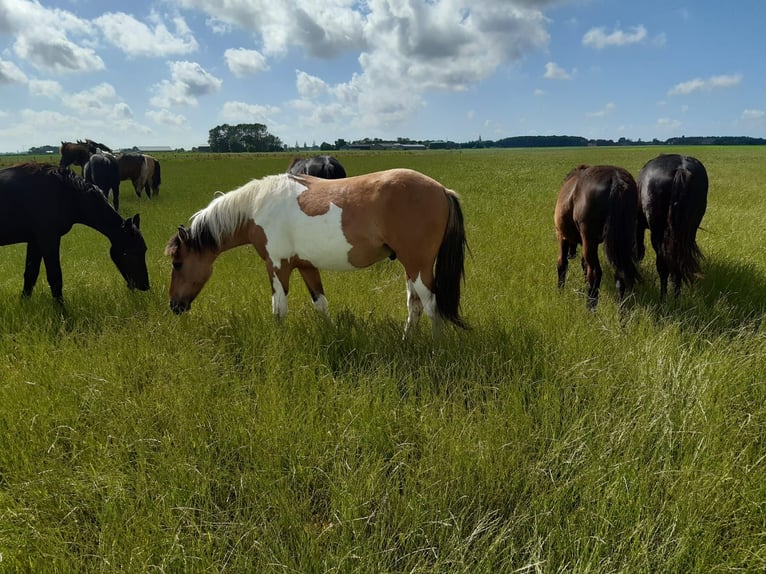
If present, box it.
[217,222,254,252]
[76,195,124,242]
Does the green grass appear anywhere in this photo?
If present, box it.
[1,148,765,572]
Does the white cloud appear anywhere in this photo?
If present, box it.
[668,74,742,96]
[150,61,222,108]
[28,79,62,98]
[0,58,27,84]
[147,108,188,127]
[742,109,764,120]
[94,12,198,57]
[544,62,572,80]
[225,48,269,77]
[1,0,104,74]
[587,102,616,118]
[583,25,647,49]
[656,117,681,130]
[175,0,553,133]
[220,101,280,123]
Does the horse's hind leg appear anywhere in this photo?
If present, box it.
[650,229,669,300]
[581,237,602,309]
[403,279,425,337]
[557,235,571,289]
[297,266,329,316]
[404,273,442,339]
[40,238,64,302]
[22,241,43,297]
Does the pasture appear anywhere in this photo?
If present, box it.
[1,147,765,572]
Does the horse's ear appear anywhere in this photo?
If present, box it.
[177,225,189,242]
[131,213,141,228]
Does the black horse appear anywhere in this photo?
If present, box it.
[287,155,347,179]
[0,163,150,302]
[85,151,121,211]
[555,164,641,309]
[635,154,708,300]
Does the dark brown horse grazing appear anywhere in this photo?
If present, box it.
[555,164,640,309]
[287,155,347,179]
[635,154,708,300]
[0,163,150,302]
[142,154,162,196]
[165,169,467,338]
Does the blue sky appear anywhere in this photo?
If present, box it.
[0,0,763,153]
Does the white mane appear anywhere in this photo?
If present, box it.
[189,173,300,246]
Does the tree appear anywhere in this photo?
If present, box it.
[208,123,284,152]
[320,141,334,151]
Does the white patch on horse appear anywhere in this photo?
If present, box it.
[271,275,288,318]
[313,293,329,316]
[253,180,354,271]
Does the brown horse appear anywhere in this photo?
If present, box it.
[555,164,640,309]
[59,141,90,171]
[117,153,150,198]
[165,168,468,337]
[635,154,708,300]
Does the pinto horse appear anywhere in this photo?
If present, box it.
[0,163,150,302]
[635,154,708,300]
[555,164,640,309]
[117,153,150,198]
[142,154,162,196]
[85,151,121,211]
[287,155,347,179]
[165,168,467,337]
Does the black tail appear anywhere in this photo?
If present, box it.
[666,164,705,285]
[433,191,468,329]
[604,172,641,291]
[152,159,162,192]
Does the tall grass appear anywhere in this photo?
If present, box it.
[1,148,765,572]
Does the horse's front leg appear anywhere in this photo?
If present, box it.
[557,234,571,289]
[268,263,293,319]
[297,265,329,316]
[22,241,43,297]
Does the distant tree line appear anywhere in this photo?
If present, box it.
[208,123,284,152]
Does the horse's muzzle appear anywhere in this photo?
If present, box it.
[170,300,191,314]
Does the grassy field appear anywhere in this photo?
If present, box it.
[1,147,765,572]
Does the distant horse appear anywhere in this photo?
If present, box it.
[59,141,90,171]
[85,151,121,211]
[0,163,150,302]
[635,154,708,300]
[142,154,162,196]
[165,168,467,337]
[59,139,112,172]
[555,164,640,309]
[287,155,347,179]
[117,153,150,198]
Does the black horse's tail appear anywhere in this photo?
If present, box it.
[152,159,162,192]
[666,163,705,285]
[604,172,641,292]
[433,190,468,329]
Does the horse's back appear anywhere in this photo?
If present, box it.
[638,154,708,226]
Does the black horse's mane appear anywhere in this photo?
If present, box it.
[12,162,110,201]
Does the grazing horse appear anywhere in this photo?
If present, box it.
[555,164,640,309]
[635,154,708,300]
[117,153,150,198]
[165,168,467,337]
[142,154,162,196]
[287,155,347,179]
[0,163,150,302]
[85,151,121,211]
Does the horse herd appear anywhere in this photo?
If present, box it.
[59,139,162,212]
[0,151,706,337]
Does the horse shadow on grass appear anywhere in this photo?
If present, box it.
[630,257,766,336]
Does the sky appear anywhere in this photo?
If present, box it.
[0,0,764,153]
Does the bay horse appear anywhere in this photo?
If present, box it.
[59,139,112,172]
[117,153,150,198]
[0,163,150,302]
[85,151,121,211]
[287,155,347,179]
[635,154,708,300]
[555,164,640,309]
[165,168,467,337]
